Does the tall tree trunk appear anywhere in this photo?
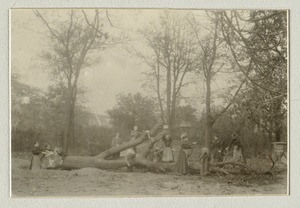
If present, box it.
[204,74,212,148]
[266,121,273,157]
[275,122,282,142]
[169,76,177,136]
[156,60,166,124]
[63,101,71,155]
[202,74,212,174]
[166,64,172,131]
[69,102,75,143]
[63,83,75,155]
[274,100,282,142]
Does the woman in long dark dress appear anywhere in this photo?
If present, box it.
[29,142,42,170]
[210,135,224,163]
[175,133,194,175]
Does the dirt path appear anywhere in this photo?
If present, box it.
[11,158,287,197]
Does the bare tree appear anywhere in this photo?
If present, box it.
[138,11,197,134]
[35,9,111,154]
[188,12,249,174]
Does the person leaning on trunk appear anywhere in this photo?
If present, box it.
[111,132,123,159]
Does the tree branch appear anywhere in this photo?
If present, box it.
[211,62,251,124]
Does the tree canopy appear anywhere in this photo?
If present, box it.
[107,93,157,137]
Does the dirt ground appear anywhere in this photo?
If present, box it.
[11,153,287,197]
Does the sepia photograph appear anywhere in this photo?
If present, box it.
[10,8,288,197]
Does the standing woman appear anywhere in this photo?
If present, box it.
[226,133,244,162]
[29,141,42,170]
[125,126,140,171]
[161,134,174,162]
[175,133,195,175]
[210,135,224,163]
[130,125,141,152]
[111,132,122,159]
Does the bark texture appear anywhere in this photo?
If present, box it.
[58,123,174,172]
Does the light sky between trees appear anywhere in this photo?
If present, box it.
[11,9,232,116]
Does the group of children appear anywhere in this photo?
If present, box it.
[30,125,243,174]
[111,125,244,175]
[110,125,198,175]
[29,142,63,170]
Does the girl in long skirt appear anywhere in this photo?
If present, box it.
[225,133,244,163]
[161,134,174,162]
[126,126,141,171]
[175,133,193,175]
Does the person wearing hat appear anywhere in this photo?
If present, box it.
[175,133,195,175]
[29,141,42,170]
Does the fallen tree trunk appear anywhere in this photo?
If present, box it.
[61,155,173,171]
[48,123,175,172]
[142,130,166,158]
[42,123,276,175]
[97,123,162,159]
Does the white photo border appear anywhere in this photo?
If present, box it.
[1,0,299,208]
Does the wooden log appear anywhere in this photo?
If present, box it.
[61,155,173,172]
[97,123,162,159]
[40,123,176,172]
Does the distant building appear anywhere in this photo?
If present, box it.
[88,114,111,127]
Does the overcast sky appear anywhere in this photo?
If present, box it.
[11,9,227,116]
